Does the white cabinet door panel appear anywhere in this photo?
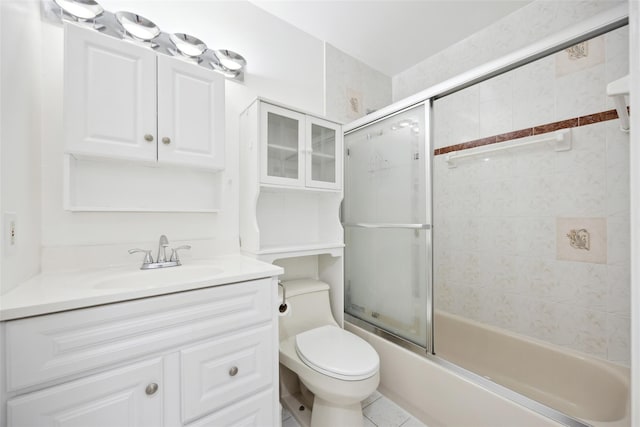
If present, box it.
[157,55,225,170]
[64,23,157,161]
[259,103,306,187]
[181,325,274,423]
[305,116,342,190]
[7,358,163,427]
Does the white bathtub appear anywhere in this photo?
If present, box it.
[346,312,629,427]
[433,311,629,426]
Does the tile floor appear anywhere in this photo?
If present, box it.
[282,390,427,427]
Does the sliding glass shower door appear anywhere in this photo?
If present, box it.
[343,103,432,348]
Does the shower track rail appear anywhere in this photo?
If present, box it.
[342,223,431,230]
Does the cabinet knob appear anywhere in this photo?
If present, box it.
[144,134,154,142]
[229,366,239,377]
[162,137,171,145]
[145,383,159,395]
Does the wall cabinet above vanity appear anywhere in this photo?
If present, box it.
[62,23,225,212]
[64,24,225,170]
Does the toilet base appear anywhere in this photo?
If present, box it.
[311,397,363,427]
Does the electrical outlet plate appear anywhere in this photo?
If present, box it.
[3,212,17,256]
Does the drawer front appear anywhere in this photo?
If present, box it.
[181,325,274,423]
[8,358,163,427]
[186,388,276,427]
[5,278,273,391]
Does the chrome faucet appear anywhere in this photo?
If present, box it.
[157,235,169,263]
[129,235,191,270]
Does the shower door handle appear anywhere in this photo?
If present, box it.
[342,223,431,230]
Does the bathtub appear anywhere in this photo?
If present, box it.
[345,312,629,427]
[433,311,630,427]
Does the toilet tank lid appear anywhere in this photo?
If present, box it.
[280,279,330,298]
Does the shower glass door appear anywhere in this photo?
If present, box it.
[343,103,431,348]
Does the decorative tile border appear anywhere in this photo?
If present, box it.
[434,108,625,156]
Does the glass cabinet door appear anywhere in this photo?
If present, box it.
[306,117,342,190]
[260,103,305,186]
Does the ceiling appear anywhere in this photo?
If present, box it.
[249,0,532,76]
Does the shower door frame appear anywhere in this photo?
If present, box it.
[343,100,434,353]
[342,4,629,427]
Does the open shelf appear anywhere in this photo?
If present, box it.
[259,183,341,194]
[64,155,222,212]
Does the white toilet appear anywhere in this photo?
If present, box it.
[278,279,380,427]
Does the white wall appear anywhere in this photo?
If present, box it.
[35,1,324,273]
[324,43,391,124]
[0,2,43,292]
[393,0,626,102]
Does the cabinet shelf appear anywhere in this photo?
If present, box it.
[254,243,345,255]
[248,243,344,263]
[259,183,341,194]
[311,152,336,159]
[267,143,298,153]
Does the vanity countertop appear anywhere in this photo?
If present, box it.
[0,254,283,321]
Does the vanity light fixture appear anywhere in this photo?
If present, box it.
[46,0,248,81]
[213,49,247,72]
[169,33,207,57]
[115,11,161,41]
[53,0,103,21]
[204,50,241,79]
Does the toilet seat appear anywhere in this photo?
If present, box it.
[295,325,379,381]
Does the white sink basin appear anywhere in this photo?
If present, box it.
[92,265,224,290]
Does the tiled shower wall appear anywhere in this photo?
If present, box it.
[432,27,630,366]
[393,0,625,102]
[324,43,392,124]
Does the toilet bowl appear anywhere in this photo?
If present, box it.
[278,279,380,427]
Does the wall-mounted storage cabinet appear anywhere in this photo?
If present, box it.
[240,99,345,325]
[62,23,225,212]
[64,24,225,170]
[260,103,342,190]
[240,99,344,256]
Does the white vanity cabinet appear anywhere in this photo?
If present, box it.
[64,23,224,170]
[1,278,278,427]
[259,101,342,190]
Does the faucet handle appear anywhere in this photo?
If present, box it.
[128,248,153,265]
[169,245,191,263]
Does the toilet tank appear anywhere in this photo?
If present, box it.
[279,279,338,341]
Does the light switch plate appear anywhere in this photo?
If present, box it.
[3,212,17,256]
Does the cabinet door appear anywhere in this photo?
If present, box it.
[64,23,157,162]
[7,358,163,427]
[157,55,225,170]
[181,325,274,423]
[305,117,342,189]
[260,103,306,187]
